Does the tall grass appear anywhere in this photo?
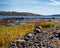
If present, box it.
[0,24,35,48]
[0,22,55,48]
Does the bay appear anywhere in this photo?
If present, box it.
[0,15,60,18]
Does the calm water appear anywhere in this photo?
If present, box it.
[0,15,60,18]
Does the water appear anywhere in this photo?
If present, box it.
[0,15,60,18]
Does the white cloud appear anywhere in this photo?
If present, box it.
[49,0,60,5]
[49,9,54,12]
[50,0,56,2]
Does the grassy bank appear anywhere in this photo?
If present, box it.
[0,22,56,48]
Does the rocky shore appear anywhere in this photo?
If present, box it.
[0,18,60,26]
[9,26,60,48]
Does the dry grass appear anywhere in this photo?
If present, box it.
[0,24,35,48]
[0,22,56,48]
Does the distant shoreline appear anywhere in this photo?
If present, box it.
[0,11,41,16]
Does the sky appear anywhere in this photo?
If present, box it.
[0,0,60,15]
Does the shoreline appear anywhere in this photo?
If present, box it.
[0,18,60,26]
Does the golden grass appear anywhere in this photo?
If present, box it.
[0,24,35,48]
[0,22,56,48]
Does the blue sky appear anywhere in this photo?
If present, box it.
[0,0,60,15]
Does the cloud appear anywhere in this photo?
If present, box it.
[49,0,60,5]
[50,0,56,2]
